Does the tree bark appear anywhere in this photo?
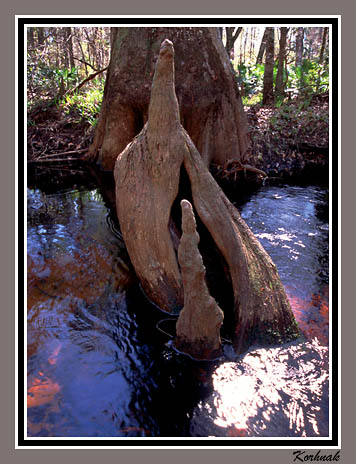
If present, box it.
[64,27,75,70]
[316,27,328,92]
[114,39,299,355]
[256,28,268,64]
[262,28,275,105]
[319,27,328,64]
[225,27,243,59]
[175,200,224,360]
[114,39,185,312]
[28,27,35,49]
[275,27,289,99]
[37,27,45,46]
[86,27,249,171]
[295,27,304,67]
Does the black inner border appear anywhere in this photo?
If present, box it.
[18,16,339,448]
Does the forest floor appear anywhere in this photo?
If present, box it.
[27,94,329,182]
[246,94,329,180]
[27,104,95,164]
[214,93,329,183]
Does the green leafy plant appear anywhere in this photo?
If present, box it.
[60,79,104,126]
[237,63,265,96]
[286,59,329,97]
[53,66,79,91]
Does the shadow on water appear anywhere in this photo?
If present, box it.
[26,165,330,438]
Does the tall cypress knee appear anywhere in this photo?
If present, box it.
[174,200,224,360]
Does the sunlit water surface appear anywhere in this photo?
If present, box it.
[27,177,329,438]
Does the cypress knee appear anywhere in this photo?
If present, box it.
[174,200,224,360]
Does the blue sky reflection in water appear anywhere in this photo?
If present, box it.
[27,181,329,438]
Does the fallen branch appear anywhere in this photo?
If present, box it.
[29,157,84,164]
[223,159,267,178]
[34,148,87,160]
[65,67,108,96]
[29,165,88,173]
[73,57,98,71]
[239,163,267,177]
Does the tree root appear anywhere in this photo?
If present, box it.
[221,159,267,179]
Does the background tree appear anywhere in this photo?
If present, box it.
[316,27,328,92]
[262,27,275,105]
[275,27,289,99]
[27,27,111,104]
[295,27,304,67]
[256,27,268,64]
[318,27,328,64]
[224,27,243,59]
[27,26,329,166]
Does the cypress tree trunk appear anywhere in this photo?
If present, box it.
[114,39,299,355]
[86,27,249,171]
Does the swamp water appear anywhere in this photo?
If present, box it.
[26,168,330,438]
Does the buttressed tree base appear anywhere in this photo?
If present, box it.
[87,27,250,171]
[114,39,299,357]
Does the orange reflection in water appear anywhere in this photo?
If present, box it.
[286,286,329,346]
[27,374,60,408]
[28,237,131,317]
[28,246,112,307]
[27,344,62,409]
[27,239,131,374]
[226,426,247,437]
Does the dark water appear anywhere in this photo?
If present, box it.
[27,171,329,438]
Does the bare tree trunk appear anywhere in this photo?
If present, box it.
[295,27,304,67]
[316,27,328,92]
[225,27,243,59]
[249,28,255,61]
[243,29,248,62]
[319,27,328,64]
[62,28,69,69]
[28,27,35,49]
[75,31,89,76]
[65,27,75,69]
[114,39,299,356]
[262,27,275,105]
[275,27,289,99]
[84,28,93,69]
[37,27,45,46]
[256,27,268,64]
[87,27,249,171]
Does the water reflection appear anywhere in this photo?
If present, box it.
[27,174,329,437]
[239,185,329,345]
[190,339,329,437]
